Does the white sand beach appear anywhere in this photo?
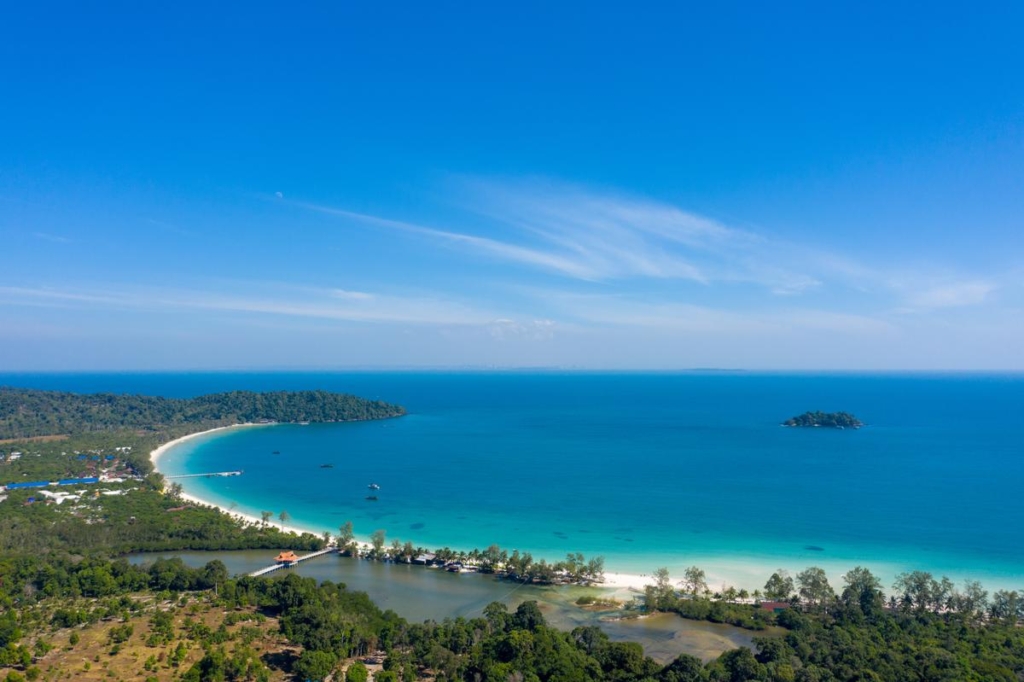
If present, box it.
[148,426,655,588]
[149,427,919,595]
[150,424,268,470]
[151,426,371,546]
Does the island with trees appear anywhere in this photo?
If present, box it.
[782,410,863,428]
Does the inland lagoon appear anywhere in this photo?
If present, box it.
[128,550,762,663]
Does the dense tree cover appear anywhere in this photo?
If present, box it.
[229,575,689,682]
[182,645,271,682]
[746,592,1024,681]
[0,431,324,557]
[0,554,232,616]
[0,387,405,439]
[641,566,1024,681]
[0,483,323,556]
[3,553,1024,681]
[225,572,1024,682]
[782,411,862,428]
[643,568,773,631]
[0,389,398,566]
[1,428,164,479]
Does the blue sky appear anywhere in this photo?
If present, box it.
[1,2,1022,370]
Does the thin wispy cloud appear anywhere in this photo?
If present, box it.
[294,201,600,280]
[488,318,557,341]
[32,232,72,244]
[903,280,997,310]
[293,180,826,291]
[533,290,895,336]
[0,284,503,327]
[4,177,1014,370]
[330,289,375,302]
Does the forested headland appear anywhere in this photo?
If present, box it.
[0,388,405,441]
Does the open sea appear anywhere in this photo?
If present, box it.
[5,371,1023,593]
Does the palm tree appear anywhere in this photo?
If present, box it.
[279,510,290,531]
[260,510,272,528]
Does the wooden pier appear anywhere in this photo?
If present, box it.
[164,470,243,479]
[248,547,338,577]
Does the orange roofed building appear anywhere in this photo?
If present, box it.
[275,551,299,564]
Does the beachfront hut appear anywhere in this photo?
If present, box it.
[275,551,299,565]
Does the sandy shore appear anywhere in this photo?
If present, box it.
[600,571,651,591]
[148,427,934,595]
[152,424,316,536]
[149,425,654,589]
[150,424,269,471]
[151,425,367,542]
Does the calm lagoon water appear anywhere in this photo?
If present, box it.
[7,371,1024,592]
[128,550,758,663]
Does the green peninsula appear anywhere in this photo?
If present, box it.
[0,388,405,441]
[783,410,863,428]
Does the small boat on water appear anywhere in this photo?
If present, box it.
[272,450,280,455]
[320,464,334,468]
[368,483,381,490]
[365,495,378,501]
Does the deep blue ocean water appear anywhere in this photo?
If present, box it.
[4,371,1023,591]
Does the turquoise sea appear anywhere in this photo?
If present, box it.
[6,372,1023,592]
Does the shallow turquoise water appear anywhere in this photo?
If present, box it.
[7,371,1024,591]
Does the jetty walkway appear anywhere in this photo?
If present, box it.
[164,470,243,479]
[248,547,338,577]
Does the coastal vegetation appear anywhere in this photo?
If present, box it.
[339,529,607,585]
[575,595,622,608]
[0,388,406,440]
[3,387,1024,681]
[782,411,862,428]
[0,389,406,557]
[639,565,1024,680]
[3,553,1023,682]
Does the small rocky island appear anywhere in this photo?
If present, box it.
[783,411,863,428]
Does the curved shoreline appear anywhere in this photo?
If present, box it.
[149,424,1023,596]
[149,424,650,591]
[151,424,326,538]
